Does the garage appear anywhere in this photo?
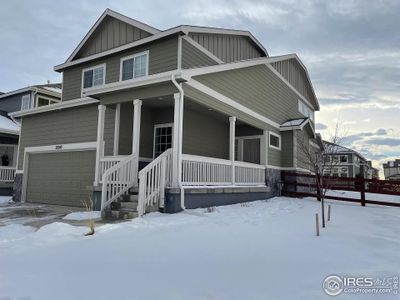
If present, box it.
[25,150,96,207]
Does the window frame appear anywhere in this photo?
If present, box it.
[269,132,281,151]
[81,63,106,94]
[153,123,174,159]
[119,51,149,82]
[298,99,315,122]
[36,95,61,108]
[21,94,32,111]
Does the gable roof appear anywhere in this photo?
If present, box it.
[0,83,62,100]
[323,141,367,161]
[66,8,160,64]
[55,9,268,72]
[280,117,316,137]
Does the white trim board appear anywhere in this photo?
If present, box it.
[21,142,97,203]
[10,97,99,118]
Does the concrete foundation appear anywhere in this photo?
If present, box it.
[13,173,23,202]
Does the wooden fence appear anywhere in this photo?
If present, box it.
[281,171,400,207]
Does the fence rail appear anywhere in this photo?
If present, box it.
[281,171,400,207]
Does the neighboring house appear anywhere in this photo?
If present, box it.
[10,9,321,217]
[0,84,61,194]
[383,159,400,181]
[366,161,379,180]
[323,142,371,178]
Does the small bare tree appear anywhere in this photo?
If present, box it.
[296,123,345,228]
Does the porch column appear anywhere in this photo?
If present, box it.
[229,116,236,185]
[172,92,184,187]
[94,104,106,186]
[261,130,268,166]
[113,104,121,156]
[132,100,142,185]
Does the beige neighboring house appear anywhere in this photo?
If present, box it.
[383,159,400,180]
[11,9,322,217]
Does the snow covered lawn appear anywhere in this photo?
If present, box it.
[0,197,399,300]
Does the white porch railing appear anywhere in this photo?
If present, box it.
[99,156,127,183]
[234,161,266,185]
[0,167,15,182]
[182,154,265,186]
[101,154,138,210]
[137,149,172,217]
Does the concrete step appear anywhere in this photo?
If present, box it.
[121,201,138,210]
[120,194,138,202]
[101,209,138,220]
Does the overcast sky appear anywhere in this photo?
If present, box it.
[0,0,399,175]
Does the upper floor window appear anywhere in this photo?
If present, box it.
[82,64,105,89]
[21,94,32,111]
[298,100,314,122]
[120,51,149,81]
[269,132,281,150]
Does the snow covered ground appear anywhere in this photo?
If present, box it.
[0,196,399,300]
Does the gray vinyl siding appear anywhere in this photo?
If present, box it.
[118,101,229,160]
[281,131,293,168]
[0,92,31,113]
[296,130,312,171]
[271,58,317,108]
[18,104,115,170]
[25,150,96,207]
[182,38,218,68]
[62,37,178,101]
[75,16,152,59]
[194,65,306,125]
[188,33,264,63]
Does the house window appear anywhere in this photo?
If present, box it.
[121,51,149,81]
[82,64,105,89]
[298,100,314,122]
[340,155,348,163]
[153,123,173,158]
[269,132,281,150]
[340,167,349,177]
[21,94,32,111]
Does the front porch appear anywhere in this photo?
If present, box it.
[92,85,273,216]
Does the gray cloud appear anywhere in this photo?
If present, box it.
[367,138,400,147]
[315,122,328,130]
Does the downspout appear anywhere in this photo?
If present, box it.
[171,74,186,210]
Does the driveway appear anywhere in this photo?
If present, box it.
[0,196,106,228]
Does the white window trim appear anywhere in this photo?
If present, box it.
[81,63,106,95]
[36,94,61,107]
[119,50,150,82]
[21,94,32,111]
[153,123,174,159]
[269,132,281,150]
[298,99,314,122]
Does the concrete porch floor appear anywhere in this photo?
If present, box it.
[0,200,125,229]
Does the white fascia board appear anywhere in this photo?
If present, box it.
[55,27,184,72]
[10,97,98,118]
[187,79,280,129]
[25,141,97,154]
[65,9,160,64]
[83,71,183,97]
[182,36,224,64]
[0,87,32,99]
[33,87,61,99]
[181,26,268,57]
[0,128,20,136]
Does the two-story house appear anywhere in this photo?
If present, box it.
[322,142,371,178]
[10,9,321,218]
[383,159,400,180]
